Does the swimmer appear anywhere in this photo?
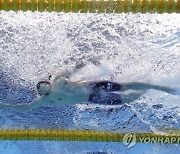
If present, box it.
[0,74,178,111]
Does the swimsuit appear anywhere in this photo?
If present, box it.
[88,81,122,105]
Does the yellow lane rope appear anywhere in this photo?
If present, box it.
[0,129,179,143]
[0,0,179,13]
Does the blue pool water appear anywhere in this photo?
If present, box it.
[0,12,180,153]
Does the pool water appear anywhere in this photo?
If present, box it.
[0,12,180,153]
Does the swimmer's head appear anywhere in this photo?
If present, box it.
[37,81,51,96]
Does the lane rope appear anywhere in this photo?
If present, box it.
[0,129,179,143]
[0,0,179,13]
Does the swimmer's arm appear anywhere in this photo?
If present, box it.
[0,97,45,112]
[53,68,77,82]
[53,62,87,83]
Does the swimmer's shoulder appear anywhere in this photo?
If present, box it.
[52,76,69,86]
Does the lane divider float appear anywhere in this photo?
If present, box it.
[0,0,179,13]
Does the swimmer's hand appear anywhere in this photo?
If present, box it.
[0,98,44,112]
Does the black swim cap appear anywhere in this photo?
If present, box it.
[37,81,51,90]
[36,81,51,96]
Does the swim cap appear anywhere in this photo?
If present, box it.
[37,81,51,96]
